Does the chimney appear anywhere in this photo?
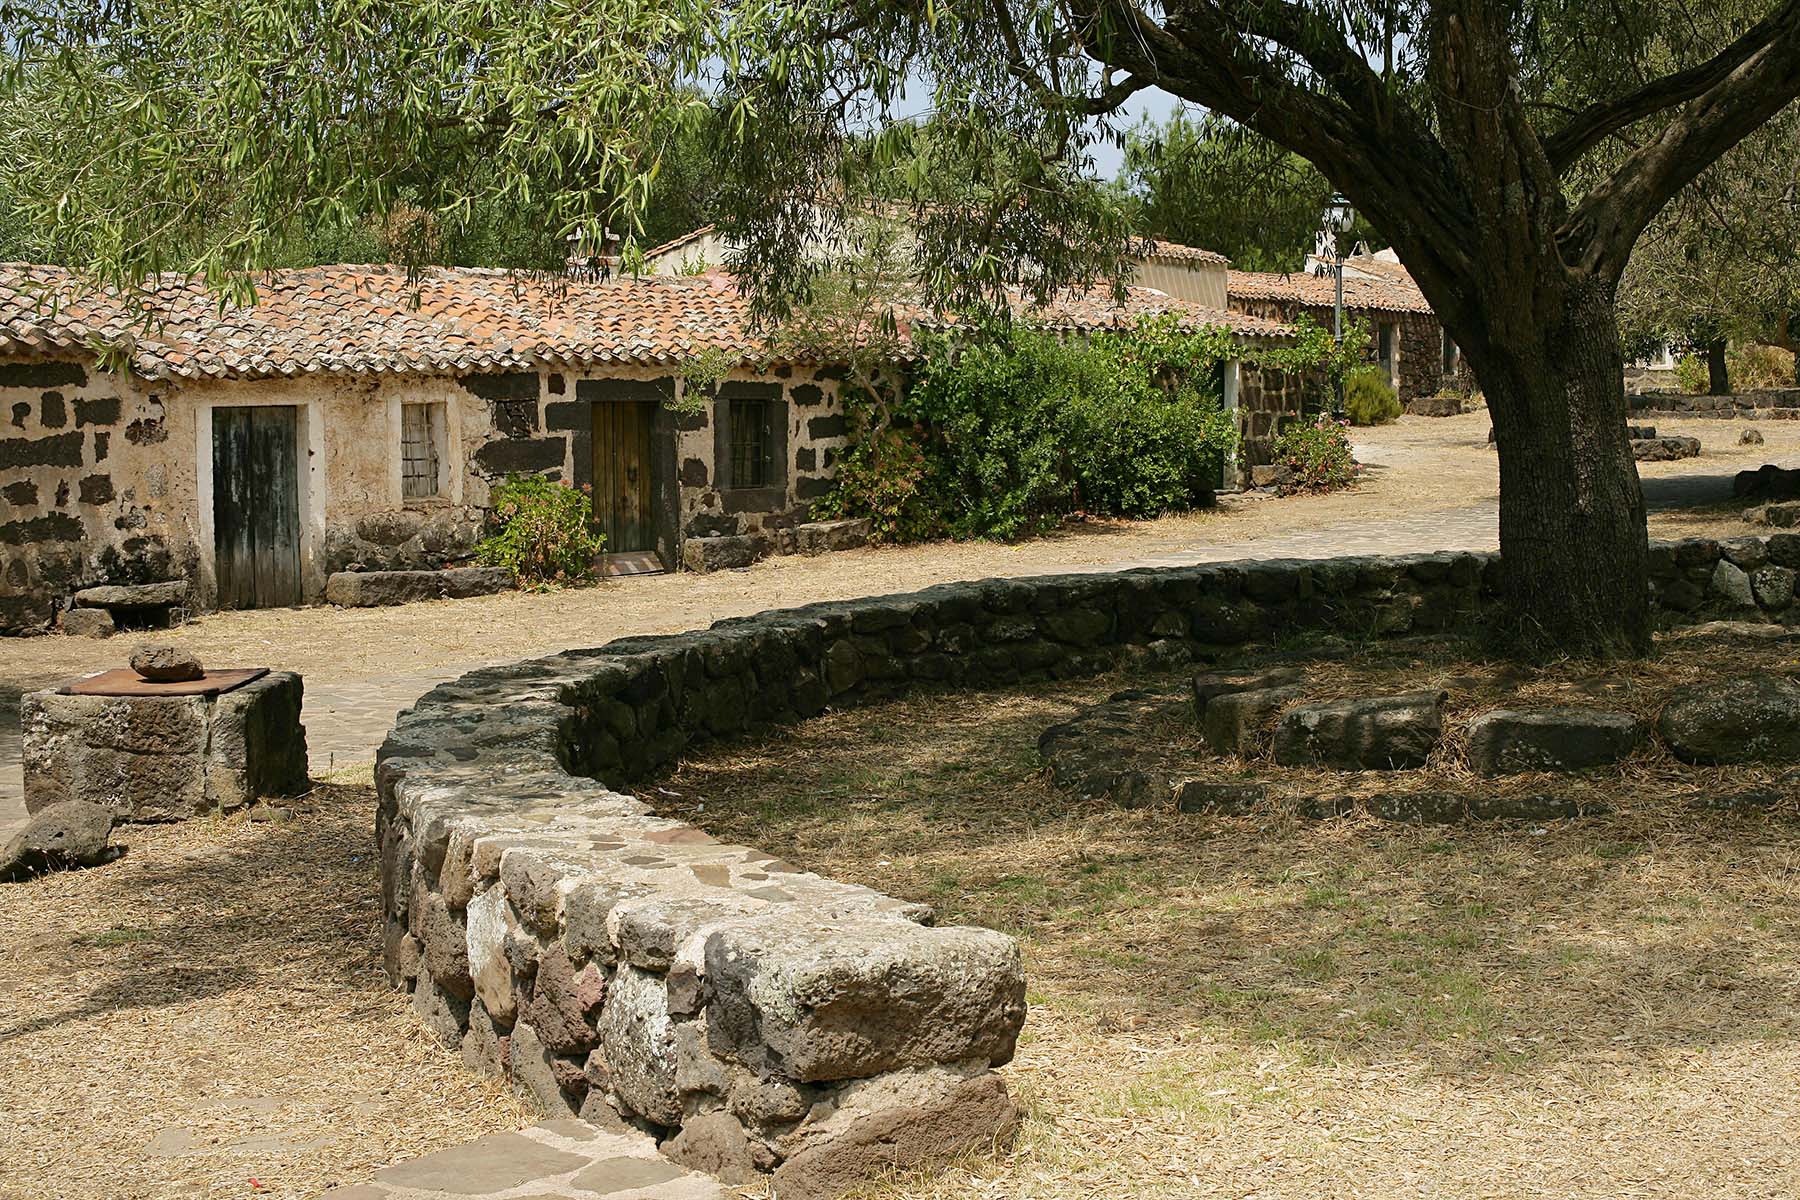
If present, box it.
[565,228,621,277]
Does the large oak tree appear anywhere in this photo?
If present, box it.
[7,0,1800,653]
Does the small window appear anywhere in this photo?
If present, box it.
[401,401,446,499]
[729,396,775,489]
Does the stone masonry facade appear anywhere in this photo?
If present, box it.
[376,533,1794,1198]
[0,356,847,633]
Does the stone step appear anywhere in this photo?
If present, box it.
[323,1120,724,1200]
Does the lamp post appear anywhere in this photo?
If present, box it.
[1320,192,1356,417]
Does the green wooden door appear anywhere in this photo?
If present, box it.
[212,406,303,609]
[591,400,656,553]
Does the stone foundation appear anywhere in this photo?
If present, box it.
[23,672,308,820]
[376,534,1794,1197]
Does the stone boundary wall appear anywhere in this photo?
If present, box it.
[376,534,1795,1197]
[1630,388,1800,419]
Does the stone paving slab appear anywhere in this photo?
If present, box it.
[323,1120,725,1200]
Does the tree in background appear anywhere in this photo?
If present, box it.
[1122,112,1376,272]
[1617,111,1800,392]
[7,0,1800,655]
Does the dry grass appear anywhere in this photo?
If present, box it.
[0,778,529,1200]
[649,630,1800,1199]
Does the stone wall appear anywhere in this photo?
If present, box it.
[1236,363,1323,478]
[1630,388,1800,419]
[0,356,193,633]
[376,534,1793,1197]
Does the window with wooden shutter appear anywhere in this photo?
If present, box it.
[401,401,444,498]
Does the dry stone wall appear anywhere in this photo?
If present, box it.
[377,534,1794,1196]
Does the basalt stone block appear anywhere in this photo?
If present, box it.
[681,534,768,574]
[474,436,565,476]
[72,579,188,609]
[772,1067,1019,1200]
[1712,559,1758,607]
[1658,673,1800,764]
[0,799,116,881]
[1,512,84,544]
[59,607,115,638]
[0,360,87,389]
[1752,565,1797,609]
[1466,707,1643,776]
[596,965,680,1125]
[73,395,120,428]
[1173,780,1267,814]
[1631,436,1701,461]
[703,913,1025,1083]
[1191,667,1304,712]
[16,673,308,820]
[1201,685,1302,756]
[0,430,83,469]
[326,567,511,606]
[1273,691,1447,769]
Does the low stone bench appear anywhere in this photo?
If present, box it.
[326,566,512,608]
[23,671,308,820]
[62,579,190,637]
[682,519,873,574]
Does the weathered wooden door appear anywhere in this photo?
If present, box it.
[591,400,657,555]
[212,406,303,609]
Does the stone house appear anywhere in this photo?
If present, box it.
[0,263,1293,633]
[1228,250,1465,406]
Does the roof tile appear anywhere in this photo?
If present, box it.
[0,263,1292,381]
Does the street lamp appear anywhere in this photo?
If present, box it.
[1319,192,1355,417]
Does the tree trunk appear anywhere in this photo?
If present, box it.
[1706,337,1731,395]
[1467,280,1650,657]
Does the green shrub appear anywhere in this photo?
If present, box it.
[829,317,1237,542]
[810,416,945,544]
[476,474,605,586]
[1272,413,1358,493]
[1675,353,1708,395]
[1342,364,1401,425]
[1728,343,1798,391]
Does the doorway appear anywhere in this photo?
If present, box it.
[211,405,303,609]
[583,379,680,575]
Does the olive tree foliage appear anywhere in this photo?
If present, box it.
[1122,112,1378,272]
[1616,109,1800,385]
[7,0,1800,653]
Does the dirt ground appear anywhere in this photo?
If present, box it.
[0,776,533,1200]
[1,410,1792,707]
[647,627,1800,1200]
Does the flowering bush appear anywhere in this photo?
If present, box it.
[1272,413,1359,493]
[476,474,605,585]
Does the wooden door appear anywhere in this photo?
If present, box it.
[212,406,303,609]
[591,400,656,554]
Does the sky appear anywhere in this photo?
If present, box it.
[1092,87,1187,177]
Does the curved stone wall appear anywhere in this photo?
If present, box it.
[376,534,1795,1197]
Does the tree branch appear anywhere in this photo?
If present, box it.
[1567,0,1800,280]
[1543,2,1799,172]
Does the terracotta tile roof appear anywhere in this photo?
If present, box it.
[641,225,718,260]
[1228,265,1434,315]
[1137,239,1231,266]
[0,262,1292,381]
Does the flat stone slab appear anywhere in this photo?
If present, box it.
[335,1121,723,1200]
[72,580,188,609]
